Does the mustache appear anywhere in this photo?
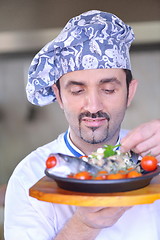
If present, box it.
[79,111,110,122]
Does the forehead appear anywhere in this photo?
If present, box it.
[59,68,126,84]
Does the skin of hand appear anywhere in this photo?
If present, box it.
[55,207,131,240]
[121,119,160,161]
[75,206,131,229]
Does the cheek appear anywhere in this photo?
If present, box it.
[60,92,84,111]
[117,89,128,107]
[104,92,128,111]
[62,99,81,113]
[62,99,81,123]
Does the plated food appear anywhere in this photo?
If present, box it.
[44,145,160,193]
[68,145,141,180]
[45,144,158,180]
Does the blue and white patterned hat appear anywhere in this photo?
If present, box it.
[26,10,135,106]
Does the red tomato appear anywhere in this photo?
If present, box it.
[94,175,108,180]
[127,170,142,178]
[46,155,57,168]
[98,170,108,175]
[73,171,92,180]
[118,170,127,178]
[94,170,108,180]
[127,167,134,171]
[107,173,124,180]
[140,155,158,171]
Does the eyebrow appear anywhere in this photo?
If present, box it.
[65,81,85,88]
[99,77,121,85]
[65,77,121,88]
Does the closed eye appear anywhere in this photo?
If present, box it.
[71,89,84,95]
[102,89,115,94]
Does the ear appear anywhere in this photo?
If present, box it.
[127,79,138,107]
[52,84,64,109]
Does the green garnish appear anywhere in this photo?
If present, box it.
[103,144,121,158]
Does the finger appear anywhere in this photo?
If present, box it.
[121,120,160,153]
[76,206,131,229]
[130,134,158,155]
[115,207,131,218]
[98,206,131,218]
[97,207,131,227]
[121,122,156,153]
[136,146,160,162]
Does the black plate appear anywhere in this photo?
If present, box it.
[45,166,160,193]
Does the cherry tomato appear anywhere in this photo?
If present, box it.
[127,170,142,178]
[98,170,108,175]
[46,155,57,168]
[118,170,127,178]
[94,170,108,180]
[107,173,124,180]
[94,175,105,180]
[73,171,92,180]
[127,167,134,171]
[140,155,158,171]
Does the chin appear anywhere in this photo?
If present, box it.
[80,132,109,145]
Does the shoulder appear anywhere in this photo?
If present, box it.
[9,132,67,188]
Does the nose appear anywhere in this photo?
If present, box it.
[83,90,103,113]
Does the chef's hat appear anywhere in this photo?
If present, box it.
[26,10,135,106]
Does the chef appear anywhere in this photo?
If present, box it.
[4,10,160,240]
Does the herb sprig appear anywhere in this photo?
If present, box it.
[103,144,121,158]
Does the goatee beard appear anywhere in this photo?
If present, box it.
[78,111,110,144]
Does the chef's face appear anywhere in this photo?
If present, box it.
[52,68,137,145]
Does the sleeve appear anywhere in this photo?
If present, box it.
[4,174,57,240]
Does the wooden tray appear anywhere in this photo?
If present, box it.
[29,175,160,206]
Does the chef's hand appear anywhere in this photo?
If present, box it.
[74,206,131,229]
[121,119,160,161]
[54,207,131,240]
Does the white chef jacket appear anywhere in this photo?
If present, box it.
[4,130,160,240]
